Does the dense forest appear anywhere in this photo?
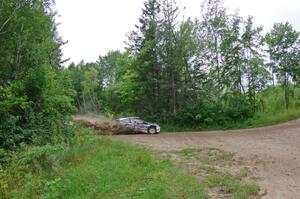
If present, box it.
[66,0,300,127]
[1,0,300,149]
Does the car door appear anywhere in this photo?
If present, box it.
[131,119,138,132]
[133,119,147,132]
[126,119,135,130]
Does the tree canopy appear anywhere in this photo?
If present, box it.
[67,0,300,127]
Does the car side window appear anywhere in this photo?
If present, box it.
[134,119,143,124]
[121,119,129,124]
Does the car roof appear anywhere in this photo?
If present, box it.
[118,117,141,120]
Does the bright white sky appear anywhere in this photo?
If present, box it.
[55,0,300,65]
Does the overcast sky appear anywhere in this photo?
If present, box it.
[55,0,300,65]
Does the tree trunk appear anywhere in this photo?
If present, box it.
[272,68,275,88]
[215,37,221,111]
[171,68,176,113]
[284,72,289,110]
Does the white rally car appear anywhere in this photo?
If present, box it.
[115,117,160,134]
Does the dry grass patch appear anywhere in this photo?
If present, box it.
[161,148,260,199]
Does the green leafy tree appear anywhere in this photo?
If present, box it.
[174,19,199,109]
[97,50,125,89]
[221,15,243,93]
[0,0,75,149]
[241,16,270,105]
[199,0,229,110]
[265,22,300,109]
[81,67,101,112]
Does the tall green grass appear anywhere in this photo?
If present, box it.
[244,86,300,128]
[1,133,207,199]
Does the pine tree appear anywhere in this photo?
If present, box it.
[127,0,162,118]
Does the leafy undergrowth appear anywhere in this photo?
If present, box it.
[1,132,207,199]
[162,108,300,132]
[162,87,300,132]
[162,148,260,199]
[243,108,300,128]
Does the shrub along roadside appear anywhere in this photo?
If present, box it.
[0,129,207,199]
[162,87,300,132]
[161,108,300,132]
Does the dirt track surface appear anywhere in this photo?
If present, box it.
[116,119,300,199]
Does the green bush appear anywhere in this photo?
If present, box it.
[0,66,76,150]
[167,92,254,128]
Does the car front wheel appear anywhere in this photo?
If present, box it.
[148,126,156,134]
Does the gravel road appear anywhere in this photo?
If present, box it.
[116,119,300,199]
